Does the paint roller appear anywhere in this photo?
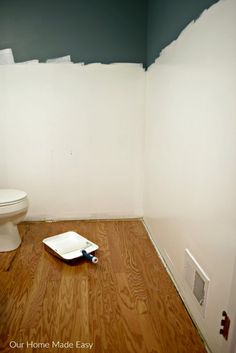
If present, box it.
[53,240,98,264]
[82,250,98,264]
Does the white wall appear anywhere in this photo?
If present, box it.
[144,0,236,352]
[0,63,145,219]
[0,70,7,186]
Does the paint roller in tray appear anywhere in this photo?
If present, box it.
[54,240,98,263]
[42,231,99,263]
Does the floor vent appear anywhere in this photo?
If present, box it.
[184,249,210,316]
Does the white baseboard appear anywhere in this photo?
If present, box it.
[25,214,143,222]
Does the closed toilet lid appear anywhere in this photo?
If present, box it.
[0,189,27,206]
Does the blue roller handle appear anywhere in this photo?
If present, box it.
[82,250,98,264]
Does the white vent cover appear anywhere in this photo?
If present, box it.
[184,249,210,316]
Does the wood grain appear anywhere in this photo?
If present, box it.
[0,220,207,353]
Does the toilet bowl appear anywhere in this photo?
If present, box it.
[0,189,29,252]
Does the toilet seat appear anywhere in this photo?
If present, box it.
[0,189,27,207]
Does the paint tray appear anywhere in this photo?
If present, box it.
[42,231,98,260]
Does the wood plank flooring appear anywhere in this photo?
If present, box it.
[0,220,207,353]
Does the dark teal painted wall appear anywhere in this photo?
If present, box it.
[0,0,147,64]
[0,0,221,67]
[147,0,219,67]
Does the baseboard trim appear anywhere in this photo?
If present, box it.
[25,215,143,222]
[23,216,143,223]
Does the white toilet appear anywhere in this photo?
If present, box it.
[0,189,29,252]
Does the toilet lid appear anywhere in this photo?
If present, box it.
[0,189,27,206]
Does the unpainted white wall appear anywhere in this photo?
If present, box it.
[0,71,7,185]
[0,63,145,219]
[143,0,236,352]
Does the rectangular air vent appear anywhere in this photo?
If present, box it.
[184,249,210,316]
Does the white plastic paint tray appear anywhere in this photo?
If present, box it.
[43,231,98,260]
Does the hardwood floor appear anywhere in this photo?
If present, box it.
[0,220,207,353]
